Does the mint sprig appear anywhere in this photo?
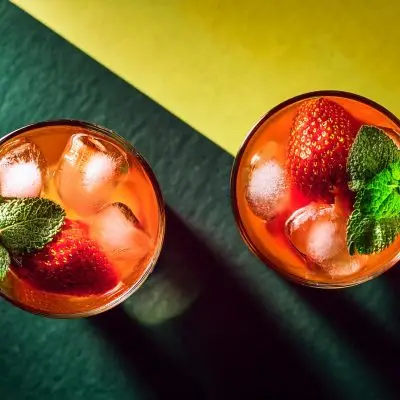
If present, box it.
[347,126,400,255]
[0,198,65,280]
[0,198,65,253]
[347,125,400,191]
[359,161,400,219]
[347,197,400,255]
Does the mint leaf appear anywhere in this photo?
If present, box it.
[347,208,400,255]
[0,198,65,253]
[347,126,400,191]
[0,244,10,280]
[359,161,400,219]
[346,127,400,254]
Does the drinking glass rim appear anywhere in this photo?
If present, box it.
[0,119,166,317]
[230,90,400,288]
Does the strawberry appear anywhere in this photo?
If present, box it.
[287,98,360,202]
[13,219,119,296]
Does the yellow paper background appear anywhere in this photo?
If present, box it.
[12,0,400,155]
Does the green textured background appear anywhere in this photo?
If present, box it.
[0,1,399,399]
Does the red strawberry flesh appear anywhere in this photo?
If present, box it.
[287,98,360,202]
[13,219,120,296]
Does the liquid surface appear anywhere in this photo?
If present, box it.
[0,123,163,315]
[235,95,400,287]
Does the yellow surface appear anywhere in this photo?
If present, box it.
[12,0,400,155]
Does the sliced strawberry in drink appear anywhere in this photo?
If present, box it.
[14,219,120,296]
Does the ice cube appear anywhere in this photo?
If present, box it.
[0,138,47,198]
[285,204,366,278]
[56,134,129,216]
[245,159,289,220]
[90,202,153,279]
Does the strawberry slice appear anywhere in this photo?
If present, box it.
[287,97,360,202]
[13,219,119,296]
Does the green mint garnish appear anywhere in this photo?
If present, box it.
[0,198,65,254]
[0,244,10,280]
[347,197,400,255]
[347,125,399,191]
[347,126,400,255]
[0,197,65,281]
[359,161,400,219]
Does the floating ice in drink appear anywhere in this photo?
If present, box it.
[246,159,289,221]
[90,202,153,279]
[285,204,366,277]
[0,138,47,198]
[56,133,129,216]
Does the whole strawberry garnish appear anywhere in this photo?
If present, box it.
[14,219,120,296]
[287,98,360,202]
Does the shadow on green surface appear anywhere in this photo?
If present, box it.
[90,207,334,399]
[291,268,400,397]
[90,307,205,399]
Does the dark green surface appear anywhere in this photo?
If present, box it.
[1,2,400,399]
